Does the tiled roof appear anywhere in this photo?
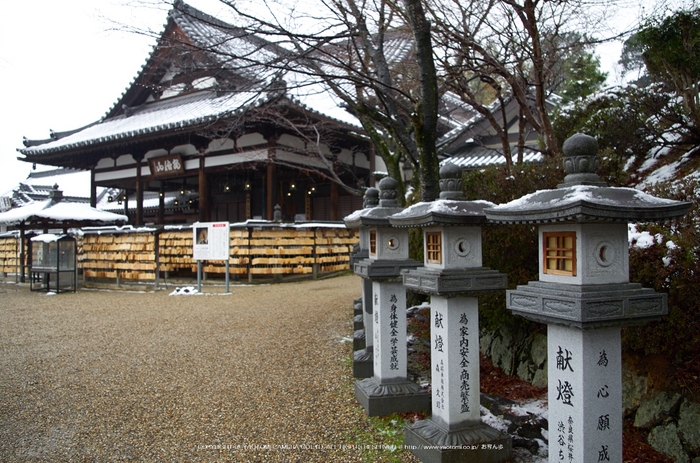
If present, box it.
[443,146,543,169]
[18,2,362,158]
[0,199,127,226]
[17,2,471,160]
[19,90,268,156]
[3,168,100,208]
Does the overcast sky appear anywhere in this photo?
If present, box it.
[0,0,646,197]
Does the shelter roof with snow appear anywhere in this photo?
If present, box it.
[0,190,127,229]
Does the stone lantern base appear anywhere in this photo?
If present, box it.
[507,281,667,329]
[353,329,365,351]
[352,347,373,378]
[404,419,511,463]
[354,378,430,417]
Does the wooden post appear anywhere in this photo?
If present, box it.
[19,224,25,283]
[331,180,339,221]
[90,168,97,208]
[247,227,253,283]
[199,156,209,222]
[136,156,144,227]
[246,192,251,220]
[154,230,161,289]
[313,228,319,279]
[158,186,165,224]
[265,163,276,220]
[305,191,311,221]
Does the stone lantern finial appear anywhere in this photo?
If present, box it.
[560,133,606,187]
[363,187,379,208]
[439,162,465,200]
[378,177,399,207]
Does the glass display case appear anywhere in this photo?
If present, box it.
[30,234,77,293]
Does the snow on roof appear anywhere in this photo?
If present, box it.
[486,184,691,224]
[0,199,128,226]
[31,233,68,243]
[20,91,267,155]
[389,199,496,227]
[20,169,93,199]
[286,77,361,127]
[491,184,681,212]
[445,147,543,169]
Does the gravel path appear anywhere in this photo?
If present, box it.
[0,276,419,462]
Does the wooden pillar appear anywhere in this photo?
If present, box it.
[135,157,144,227]
[305,192,312,221]
[158,185,165,224]
[266,163,276,220]
[199,156,209,222]
[246,192,251,220]
[19,223,26,283]
[331,177,339,221]
[90,168,97,208]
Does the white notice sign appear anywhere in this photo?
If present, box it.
[192,222,230,261]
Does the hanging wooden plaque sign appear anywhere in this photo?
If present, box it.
[148,154,185,178]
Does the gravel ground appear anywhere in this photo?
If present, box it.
[0,276,420,462]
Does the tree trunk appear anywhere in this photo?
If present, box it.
[403,0,440,202]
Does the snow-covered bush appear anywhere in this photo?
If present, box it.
[552,83,694,170]
[626,177,700,393]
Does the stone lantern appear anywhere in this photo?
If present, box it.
[344,176,429,416]
[390,162,511,463]
[346,187,379,378]
[485,134,691,463]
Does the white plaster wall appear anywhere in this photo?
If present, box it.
[95,168,137,182]
[144,149,168,160]
[278,133,305,150]
[205,150,267,168]
[115,154,136,166]
[374,156,387,174]
[337,149,370,170]
[170,144,198,156]
[208,138,234,152]
[237,133,267,147]
[95,158,115,169]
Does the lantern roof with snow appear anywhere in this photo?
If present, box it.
[485,134,691,224]
[343,178,404,228]
[389,162,495,227]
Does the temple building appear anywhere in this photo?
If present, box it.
[16,1,378,226]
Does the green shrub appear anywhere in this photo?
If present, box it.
[461,158,564,332]
[625,177,700,394]
[460,153,636,334]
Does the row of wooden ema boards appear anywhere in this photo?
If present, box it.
[0,228,358,280]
